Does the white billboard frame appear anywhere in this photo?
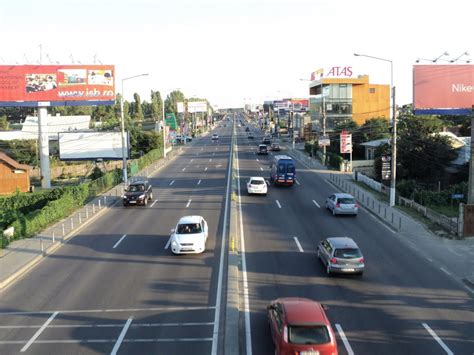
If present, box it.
[58,131,129,160]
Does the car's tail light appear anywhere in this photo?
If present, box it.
[283,326,288,342]
[330,257,337,264]
[335,203,340,208]
[359,258,364,264]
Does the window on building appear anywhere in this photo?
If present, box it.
[369,88,376,94]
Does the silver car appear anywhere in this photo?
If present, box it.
[325,193,358,216]
[317,237,365,276]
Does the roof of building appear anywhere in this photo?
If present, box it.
[0,151,32,171]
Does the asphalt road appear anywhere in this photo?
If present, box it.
[0,121,234,354]
[235,116,474,355]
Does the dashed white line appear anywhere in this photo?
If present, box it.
[182,167,186,172]
[21,311,59,352]
[205,167,208,171]
[295,179,300,185]
[440,267,452,276]
[113,234,127,249]
[150,200,158,208]
[275,200,282,208]
[190,159,194,162]
[169,180,175,186]
[209,158,212,162]
[335,324,354,355]
[164,236,171,249]
[186,199,192,208]
[422,323,454,355]
[260,167,263,171]
[312,200,320,208]
[197,179,201,185]
[111,317,133,355]
[293,237,304,252]
[256,158,259,161]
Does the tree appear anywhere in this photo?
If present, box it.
[150,90,162,121]
[132,93,144,121]
[0,115,9,130]
[166,90,185,121]
[397,113,456,183]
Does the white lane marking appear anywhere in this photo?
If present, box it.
[275,200,282,208]
[21,311,59,352]
[111,317,133,355]
[182,167,186,172]
[211,126,233,355]
[186,199,192,208]
[260,167,263,171]
[293,237,304,252]
[197,179,201,185]
[440,267,452,276]
[265,179,270,185]
[164,236,172,250]
[295,179,300,185]
[256,158,259,161]
[335,324,354,355]
[113,234,127,249]
[169,180,175,186]
[209,158,212,162]
[422,323,454,355]
[213,152,215,156]
[150,200,158,208]
[312,200,321,208]
[205,167,208,171]
[0,322,214,329]
[191,159,194,162]
[235,141,253,355]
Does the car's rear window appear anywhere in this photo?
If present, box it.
[288,325,330,345]
[338,198,355,204]
[250,180,264,185]
[334,248,362,258]
[177,223,202,234]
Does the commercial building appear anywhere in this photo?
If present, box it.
[309,75,390,132]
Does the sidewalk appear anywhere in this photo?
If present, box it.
[0,146,185,291]
[284,144,474,294]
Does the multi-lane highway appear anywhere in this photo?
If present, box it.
[234,115,474,355]
[0,114,472,355]
[0,124,233,354]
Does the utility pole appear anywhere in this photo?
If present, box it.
[322,95,327,165]
[468,105,474,203]
[390,85,397,206]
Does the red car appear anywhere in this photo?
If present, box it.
[267,298,338,355]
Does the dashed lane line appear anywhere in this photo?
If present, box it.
[150,200,158,208]
[293,237,304,252]
[186,199,192,208]
[169,180,175,186]
[312,200,320,208]
[197,179,202,185]
[335,324,354,355]
[275,200,282,209]
[295,179,300,185]
[422,323,454,355]
[20,311,59,352]
[112,234,127,249]
[111,317,133,355]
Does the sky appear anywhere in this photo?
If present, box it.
[1,0,472,108]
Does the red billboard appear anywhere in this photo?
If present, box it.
[413,65,474,115]
[0,65,115,107]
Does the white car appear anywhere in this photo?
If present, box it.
[170,216,209,254]
[247,177,268,195]
[211,134,219,141]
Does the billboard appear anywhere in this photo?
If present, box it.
[0,65,115,107]
[188,101,208,113]
[413,65,474,115]
[58,131,128,160]
[340,131,352,154]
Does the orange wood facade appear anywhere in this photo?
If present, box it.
[0,159,31,195]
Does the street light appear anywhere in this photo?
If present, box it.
[161,88,181,157]
[354,53,397,207]
[120,73,149,185]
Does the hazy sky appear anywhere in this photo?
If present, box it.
[1,0,472,108]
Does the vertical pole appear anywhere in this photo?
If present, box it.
[322,93,326,165]
[467,107,474,203]
[162,94,167,158]
[120,80,128,185]
[38,106,51,188]
[389,62,397,207]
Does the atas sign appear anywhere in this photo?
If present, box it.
[311,66,353,80]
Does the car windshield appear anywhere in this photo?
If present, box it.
[128,185,145,192]
[177,223,202,234]
[250,180,264,185]
[288,325,330,345]
[339,198,355,204]
[334,248,362,258]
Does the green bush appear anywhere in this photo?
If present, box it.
[304,142,313,154]
[326,152,343,169]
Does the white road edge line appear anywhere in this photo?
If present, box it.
[21,311,59,352]
[422,323,454,355]
[197,179,201,185]
[312,200,320,208]
[150,200,158,208]
[110,317,133,355]
[169,180,175,186]
[186,199,192,208]
[210,125,232,355]
[236,138,253,355]
[335,323,354,355]
[293,237,304,252]
[113,234,127,249]
[275,200,282,209]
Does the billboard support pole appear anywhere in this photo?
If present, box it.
[468,105,474,204]
[38,106,51,189]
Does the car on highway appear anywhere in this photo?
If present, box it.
[262,137,271,145]
[270,142,281,151]
[245,127,250,132]
[122,180,153,207]
[247,132,254,139]
[170,215,209,254]
[257,144,268,155]
[246,176,268,195]
[211,134,219,141]
[325,193,358,216]
[317,237,365,276]
[267,297,338,355]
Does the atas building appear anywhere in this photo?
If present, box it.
[309,74,390,133]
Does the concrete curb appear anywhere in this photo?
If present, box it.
[0,147,185,292]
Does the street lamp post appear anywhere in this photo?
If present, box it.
[354,53,397,206]
[120,73,149,185]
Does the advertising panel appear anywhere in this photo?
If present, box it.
[188,101,208,113]
[58,131,128,160]
[289,99,309,112]
[340,131,352,154]
[0,65,115,107]
[413,65,474,115]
